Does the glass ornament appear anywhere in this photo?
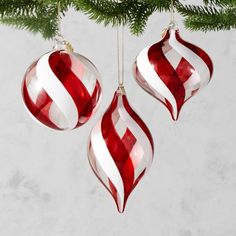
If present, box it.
[88,86,154,213]
[134,28,213,121]
[22,49,102,130]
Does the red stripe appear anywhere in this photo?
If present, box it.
[101,93,136,209]
[22,65,60,130]
[148,34,186,120]
[48,51,94,128]
[78,80,102,124]
[122,94,154,152]
[175,30,214,78]
[175,57,195,84]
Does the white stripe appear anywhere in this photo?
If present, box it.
[48,102,68,129]
[88,146,111,189]
[136,47,178,120]
[129,142,145,180]
[36,52,78,130]
[27,76,42,104]
[135,68,162,101]
[168,29,211,89]
[117,97,153,172]
[164,47,182,70]
[184,70,201,100]
[90,121,124,212]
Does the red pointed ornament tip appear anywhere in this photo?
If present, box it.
[22,50,102,130]
[88,87,154,213]
[134,28,213,121]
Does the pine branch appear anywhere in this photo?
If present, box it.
[72,0,158,34]
[203,0,236,7]
[72,0,130,26]
[128,1,156,35]
[177,4,219,17]
[0,2,59,38]
[138,0,172,11]
[184,8,236,31]
[177,2,236,31]
[0,0,235,39]
[0,0,40,17]
[1,15,58,38]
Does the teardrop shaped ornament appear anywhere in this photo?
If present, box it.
[88,87,154,213]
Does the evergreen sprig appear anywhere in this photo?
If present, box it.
[0,0,235,39]
[177,1,236,31]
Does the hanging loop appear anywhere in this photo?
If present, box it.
[53,1,74,53]
[168,0,177,29]
[161,0,178,37]
[170,0,175,23]
[117,25,125,89]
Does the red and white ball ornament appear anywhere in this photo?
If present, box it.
[134,26,213,121]
[22,49,102,130]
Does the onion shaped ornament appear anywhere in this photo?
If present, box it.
[134,25,213,120]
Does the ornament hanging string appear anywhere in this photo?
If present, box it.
[161,0,177,37]
[54,2,63,48]
[57,2,62,37]
[170,0,175,23]
[117,25,125,88]
[54,2,73,52]
[169,0,177,29]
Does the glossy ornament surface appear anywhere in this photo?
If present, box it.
[22,50,102,130]
[134,28,213,120]
[88,87,154,213]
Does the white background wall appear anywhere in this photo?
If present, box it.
[0,8,236,236]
